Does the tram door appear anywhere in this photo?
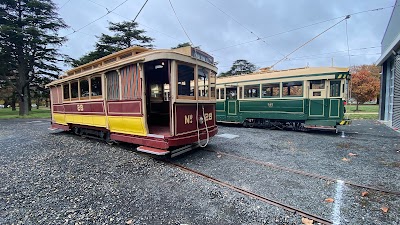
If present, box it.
[225,86,238,121]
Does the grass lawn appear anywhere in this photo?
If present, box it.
[0,107,50,119]
[346,104,379,112]
[346,113,378,120]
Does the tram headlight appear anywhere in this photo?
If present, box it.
[199,116,204,124]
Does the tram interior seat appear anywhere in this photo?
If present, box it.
[145,60,171,136]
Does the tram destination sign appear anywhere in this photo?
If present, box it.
[191,48,214,64]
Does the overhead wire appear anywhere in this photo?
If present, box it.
[209,4,399,53]
[270,15,351,68]
[204,0,285,57]
[345,19,351,67]
[63,0,130,37]
[86,0,184,43]
[59,0,72,9]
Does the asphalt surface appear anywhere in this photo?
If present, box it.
[0,119,399,224]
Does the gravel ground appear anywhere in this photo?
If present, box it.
[172,120,399,225]
[1,119,303,225]
[0,119,399,224]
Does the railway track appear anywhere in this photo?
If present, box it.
[162,159,333,225]
[203,149,400,195]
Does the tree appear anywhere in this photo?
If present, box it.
[0,0,67,116]
[350,65,380,111]
[171,42,191,49]
[71,21,154,67]
[219,59,257,77]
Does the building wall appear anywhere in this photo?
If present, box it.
[382,0,400,54]
[393,54,400,128]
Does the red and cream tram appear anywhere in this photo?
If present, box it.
[46,46,218,157]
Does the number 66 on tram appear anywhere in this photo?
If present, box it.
[46,46,218,157]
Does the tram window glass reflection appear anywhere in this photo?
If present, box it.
[71,81,78,99]
[310,80,325,89]
[282,81,303,97]
[80,79,89,98]
[330,80,341,97]
[63,83,70,100]
[244,85,260,98]
[198,66,209,98]
[178,64,195,97]
[91,76,102,97]
[262,83,280,97]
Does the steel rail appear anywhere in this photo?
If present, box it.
[163,160,333,225]
[204,149,400,195]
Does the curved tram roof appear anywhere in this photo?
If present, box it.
[216,67,349,85]
[47,46,217,87]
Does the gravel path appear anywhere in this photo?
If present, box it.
[0,119,399,224]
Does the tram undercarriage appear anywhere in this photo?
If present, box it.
[241,118,337,132]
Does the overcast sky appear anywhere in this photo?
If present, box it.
[55,0,396,73]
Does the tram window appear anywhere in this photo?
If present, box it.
[216,89,220,99]
[282,81,303,97]
[239,87,243,99]
[164,83,170,101]
[91,76,102,97]
[107,71,120,100]
[262,83,280,98]
[150,84,163,100]
[177,64,195,97]
[80,79,89,98]
[210,71,216,99]
[63,83,70,100]
[244,85,260,98]
[70,81,79,99]
[313,91,322,96]
[198,66,209,98]
[330,81,341,97]
[310,80,325,89]
[221,88,225,99]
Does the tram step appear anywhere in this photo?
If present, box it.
[136,146,170,156]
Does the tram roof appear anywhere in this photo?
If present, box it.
[216,67,349,84]
[47,46,217,87]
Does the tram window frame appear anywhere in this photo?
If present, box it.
[244,84,260,99]
[79,78,90,100]
[63,83,70,101]
[238,86,243,99]
[90,76,103,99]
[177,63,195,100]
[70,81,79,100]
[310,80,325,89]
[210,71,216,99]
[261,83,280,98]
[330,80,341,97]
[198,66,210,99]
[282,81,303,97]
[220,88,225,100]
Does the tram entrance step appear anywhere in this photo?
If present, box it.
[137,146,169,155]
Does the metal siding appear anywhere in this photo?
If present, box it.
[379,62,387,120]
[393,55,400,128]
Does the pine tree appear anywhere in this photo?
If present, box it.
[71,21,154,67]
[0,0,67,116]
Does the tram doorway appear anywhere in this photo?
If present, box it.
[225,86,239,120]
[144,60,171,136]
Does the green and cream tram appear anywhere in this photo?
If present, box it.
[215,67,351,131]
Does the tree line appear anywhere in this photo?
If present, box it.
[0,0,380,116]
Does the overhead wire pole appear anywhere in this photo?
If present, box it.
[270,15,351,69]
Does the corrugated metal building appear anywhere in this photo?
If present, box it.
[377,1,400,128]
